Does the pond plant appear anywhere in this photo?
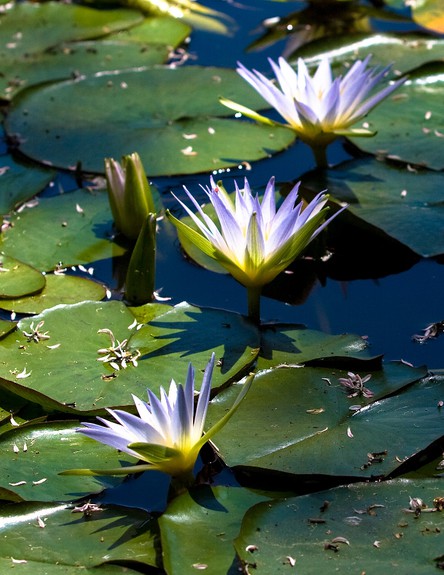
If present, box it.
[0,0,444,574]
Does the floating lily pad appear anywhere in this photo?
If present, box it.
[0,2,143,56]
[0,154,54,214]
[206,362,429,478]
[0,501,159,571]
[0,300,259,413]
[5,67,296,176]
[235,479,444,574]
[302,156,444,257]
[257,323,379,370]
[0,273,107,314]
[0,421,136,501]
[160,486,269,575]
[349,62,444,170]
[0,254,45,298]
[0,188,126,271]
[299,33,444,76]
[1,41,171,100]
[0,319,16,339]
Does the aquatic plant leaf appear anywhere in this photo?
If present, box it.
[0,301,259,413]
[0,421,136,501]
[160,486,269,575]
[0,273,107,314]
[235,479,444,574]
[0,153,54,214]
[0,319,16,339]
[1,41,171,100]
[5,67,296,176]
[0,2,143,55]
[0,501,159,570]
[0,254,45,298]
[206,362,429,478]
[257,323,379,370]
[298,33,444,76]
[0,188,126,271]
[348,63,444,171]
[303,156,444,257]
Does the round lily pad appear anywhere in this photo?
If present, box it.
[0,273,107,314]
[0,254,45,298]
[5,67,296,176]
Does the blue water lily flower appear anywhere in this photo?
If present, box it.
[167,176,344,322]
[61,354,252,484]
[221,55,406,166]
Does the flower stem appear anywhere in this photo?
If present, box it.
[168,470,196,501]
[311,144,329,169]
[247,286,262,325]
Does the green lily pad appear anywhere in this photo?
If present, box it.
[235,479,444,574]
[0,421,137,501]
[299,33,444,76]
[303,156,444,257]
[257,323,379,370]
[0,154,54,214]
[349,62,444,171]
[160,486,270,575]
[1,41,171,100]
[0,300,259,413]
[0,273,107,314]
[115,14,190,44]
[4,67,296,176]
[0,2,143,56]
[0,501,159,571]
[0,318,16,339]
[0,188,125,271]
[411,0,444,34]
[206,362,429,478]
[0,254,45,298]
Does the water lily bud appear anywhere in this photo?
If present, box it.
[105,152,156,240]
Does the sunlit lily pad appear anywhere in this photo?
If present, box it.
[1,41,171,100]
[0,254,45,298]
[0,319,16,339]
[160,486,269,575]
[299,33,444,76]
[349,62,444,170]
[0,421,136,501]
[0,1,143,56]
[257,323,379,370]
[0,188,126,271]
[0,153,54,214]
[302,156,444,257]
[235,479,444,574]
[5,67,296,176]
[0,501,159,571]
[206,362,429,478]
[0,273,107,314]
[0,300,259,413]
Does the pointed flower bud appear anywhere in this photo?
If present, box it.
[105,152,156,240]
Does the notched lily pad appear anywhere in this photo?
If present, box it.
[235,479,444,574]
[0,421,136,501]
[206,362,429,478]
[0,300,259,413]
[0,154,54,214]
[0,254,45,298]
[0,188,126,271]
[303,156,444,257]
[5,66,296,176]
[0,500,160,570]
